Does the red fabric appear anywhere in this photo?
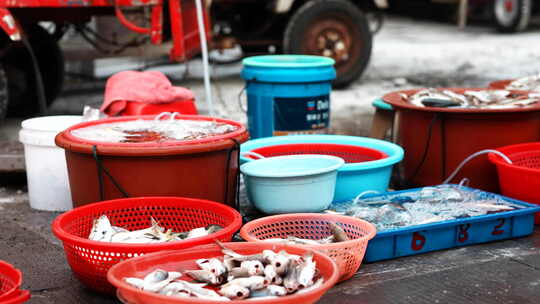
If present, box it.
[101,71,195,116]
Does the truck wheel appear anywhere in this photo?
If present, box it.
[3,24,64,116]
[0,64,8,122]
[283,0,372,88]
[493,0,531,33]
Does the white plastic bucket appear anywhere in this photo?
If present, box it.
[19,115,83,211]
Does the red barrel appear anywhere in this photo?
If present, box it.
[384,88,540,192]
[55,115,249,208]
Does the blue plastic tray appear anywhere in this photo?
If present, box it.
[352,186,540,262]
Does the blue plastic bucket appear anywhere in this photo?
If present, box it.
[240,135,404,202]
[241,55,336,139]
[240,155,344,214]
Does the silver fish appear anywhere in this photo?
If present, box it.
[264,264,282,285]
[240,260,264,276]
[206,224,223,234]
[250,285,287,297]
[185,269,222,285]
[223,276,267,291]
[296,278,324,294]
[142,270,182,293]
[297,253,317,288]
[219,284,250,300]
[228,267,250,279]
[262,250,290,275]
[88,215,115,242]
[186,227,208,239]
[196,258,227,277]
[283,263,300,293]
[124,277,144,289]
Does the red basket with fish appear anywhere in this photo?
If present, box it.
[0,261,30,303]
[240,214,376,282]
[51,197,242,294]
[107,242,339,304]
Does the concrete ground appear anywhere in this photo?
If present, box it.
[1,14,540,304]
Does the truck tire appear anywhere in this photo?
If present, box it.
[283,0,372,88]
[3,24,64,116]
[0,64,8,123]
[493,0,531,33]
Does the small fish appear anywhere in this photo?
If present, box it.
[296,253,317,288]
[283,263,300,293]
[196,258,227,277]
[141,270,182,293]
[328,222,350,242]
[219,284,250,300]
[250,285,288,297]
[186,227,208,239]
[185,269,222,285]
[206,224,223,234]
[228,267,250,279]
[286,236,322,245]
[88,215,115,242]
[124,277,144,289]
[223,276,267,291]
[264,264,282,285]
[296,278,324,294]
[262,250,290,275]
[240,260,264,276]
[159,281,191,296]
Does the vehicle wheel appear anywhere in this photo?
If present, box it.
[3,24,64,116]
[493,0,531,33]
[0,64,8,122]
[283,0,373,88]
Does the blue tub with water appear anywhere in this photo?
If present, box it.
[241,55,336,139]
[240,135,404,202]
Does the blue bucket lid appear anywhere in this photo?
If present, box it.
[241,55,336,83]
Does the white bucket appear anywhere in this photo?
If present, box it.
[19,115,83,211]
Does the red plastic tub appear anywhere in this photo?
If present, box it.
[488,142,540,224]
[55,115,249,208]
[0,261,30,304]
[488,79,512,90]
[247,143,387,163]
[384,88,540,192]
[107,243,339,304]
[51,196,242,294]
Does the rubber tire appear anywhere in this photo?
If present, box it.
[4,24,64,116]
[283,0,373,88]
[493,0,531,33]
[0,64,8,123]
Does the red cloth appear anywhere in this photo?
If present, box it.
[101,71,195,116]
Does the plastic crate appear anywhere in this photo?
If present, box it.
[342,186,540,262]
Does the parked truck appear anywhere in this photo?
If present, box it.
[0,0,385,121]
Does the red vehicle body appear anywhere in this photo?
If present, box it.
[0,0,383,119]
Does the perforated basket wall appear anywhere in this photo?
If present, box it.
[240,214,376,282]
[52,197,242,294]
[249,143,387,164]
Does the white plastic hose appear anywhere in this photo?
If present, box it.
[352,190,380,205]
[442,149,512,185]
[195,0,214,116]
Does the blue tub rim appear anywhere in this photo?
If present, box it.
[240,135,404,172]
[242,55,335,69]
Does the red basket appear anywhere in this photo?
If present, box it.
[247,143,387,163]
[0,261,29,304]
[488,142,540,224]
[107,242,339,304]
[51,197,242,294]
[240,214,376,282]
